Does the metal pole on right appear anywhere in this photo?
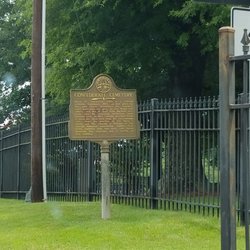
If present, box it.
[241,28,250,250]
[219,26,236,250]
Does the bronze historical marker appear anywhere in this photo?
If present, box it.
[69,74,140,219]
[69,74,140,143]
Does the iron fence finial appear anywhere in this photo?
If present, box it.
[241,29,250,55]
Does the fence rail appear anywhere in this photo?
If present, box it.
[0,96,245,217]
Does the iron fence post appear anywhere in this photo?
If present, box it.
[87,141,93,201]
[219,26,236,250]
[150,98,159,209]
[17,125,20,199]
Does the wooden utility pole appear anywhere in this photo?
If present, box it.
[31,0,43,202]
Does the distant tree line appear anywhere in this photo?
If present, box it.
[0,0,232,127]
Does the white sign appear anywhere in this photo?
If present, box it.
[231,7,250,56]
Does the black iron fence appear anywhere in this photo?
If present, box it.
[0,96,245,217]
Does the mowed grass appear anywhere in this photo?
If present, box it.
[0,199,245,250]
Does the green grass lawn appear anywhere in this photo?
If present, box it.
[0,199,245,250]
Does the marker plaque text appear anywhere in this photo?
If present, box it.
[69,74,140,142]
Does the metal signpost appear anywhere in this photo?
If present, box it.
[195,2,250,249]
[69,74,140,219]
[231,8,250,250]
[240,30,250,250]
[220,27,250,250]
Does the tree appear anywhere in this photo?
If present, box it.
[170,1,230,96]
[44,0,230,115]
[0,0,231,119]
[0,0,32,127]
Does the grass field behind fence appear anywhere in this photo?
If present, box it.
[0,199,245,250]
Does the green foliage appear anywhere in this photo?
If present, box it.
[0,84,31,126]
[44,0,230,114]
[0,0,31,84]
[0,0,31,126]
[45,1,176,105]
[170,1,230,53]
[0,0,231,119]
